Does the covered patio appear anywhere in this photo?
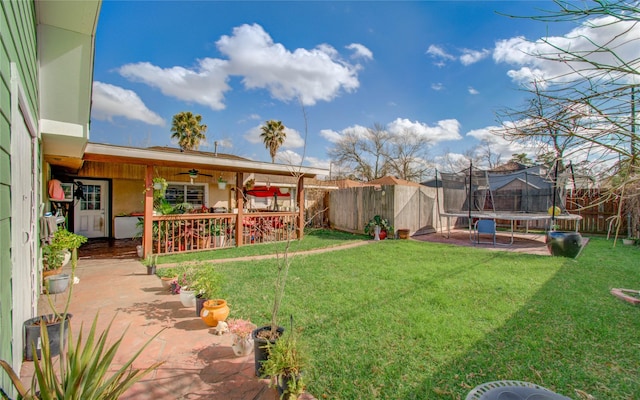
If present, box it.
[46,143,328,259]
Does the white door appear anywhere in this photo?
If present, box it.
[74,180,109,238]
[10,112,37,368]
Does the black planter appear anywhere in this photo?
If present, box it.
[195,296,207,317]
[252,325,284,377]
[546,231,583,258]
[276,373,303,399]
[24,314,72,361]
[146,265,156,275]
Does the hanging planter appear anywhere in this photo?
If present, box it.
[217,175,227,190]
[44,274,70,294]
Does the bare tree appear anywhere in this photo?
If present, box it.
[328,123,390,181]
[383,129,433,181]
[497,1,640,240]
[329,123,434,181]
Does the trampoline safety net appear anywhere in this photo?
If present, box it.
[438,165,568,215]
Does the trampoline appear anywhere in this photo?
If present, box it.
[435,163,582,245]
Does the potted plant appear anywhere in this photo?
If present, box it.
[42,243,68,277]
[173,265,198,306]
[251,239,292,376]
[191,263,224,317]
[156,266,179,290]
[42,228,82,275]
[141,254,157,275]
[364,215,394,240]
[244,178,255,190]
[227,318,257,356]
[4,313,164,399]
[261,327,307,400]
[200,299,230,327]
[30,230,87,353]
[218,175,227,190]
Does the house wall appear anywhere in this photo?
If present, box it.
[77,161,234,220]
[0,0,39,394]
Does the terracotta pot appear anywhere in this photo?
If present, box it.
[398,229,410,239]
[200,299,230,327]
[42,267,63,278]
[160,276,176,290]
[198,236,211,249]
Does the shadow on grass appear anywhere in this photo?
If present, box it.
[413,239,640,399]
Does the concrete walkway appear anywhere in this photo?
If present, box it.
[23,255,324,399]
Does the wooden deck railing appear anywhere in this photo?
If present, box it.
[151,212,297,255]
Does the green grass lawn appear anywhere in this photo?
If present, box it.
[165,233,640,399]
[157,229,367,264]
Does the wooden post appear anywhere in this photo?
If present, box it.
[297,177,304,240]
[143,165,154,258]
[235,173,244,246]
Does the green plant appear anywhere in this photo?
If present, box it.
[190,263,224,299]
[218,175,226,183]
[261,328,307,400]
[51,229,88,250]
[363,215,393,236]
[42,244,66,271]
[141,254,158,267]
[155,266,179,279]
[0,313,164,399]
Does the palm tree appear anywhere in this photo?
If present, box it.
[170,112,207,151]
[260,120,286,163]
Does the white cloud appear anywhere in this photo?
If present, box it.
[243,124,305,149]
[118,59,230,111]
[460,48,490,66]
[493,15,640,85]
[466,125,533,159]
[346,43,373,60]
[431,83,444,91]
[91,82,165,126]
[426,44,456,62]
[319,129,343,143]
[116,23,364,111]
[468,87,479,95]
[388,118,462,143]
[217,23,362,105]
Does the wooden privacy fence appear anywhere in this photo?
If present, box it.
[560,189,623,234]
[328,186,622,236]
[328,185,439,236]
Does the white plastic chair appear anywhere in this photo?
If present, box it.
[474,219,496,245]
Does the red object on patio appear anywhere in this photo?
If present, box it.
[245,186,290,197]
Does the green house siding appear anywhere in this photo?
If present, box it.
[0,0,38,395]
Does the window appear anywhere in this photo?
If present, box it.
[165,184,207,207]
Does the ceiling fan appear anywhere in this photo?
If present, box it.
[177,168,212,184]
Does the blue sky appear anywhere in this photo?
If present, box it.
[90,1,621,173]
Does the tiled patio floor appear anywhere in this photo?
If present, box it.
[22,256,312,400]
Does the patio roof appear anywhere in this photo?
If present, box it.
[79,143,328,178]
